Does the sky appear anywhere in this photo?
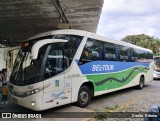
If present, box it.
[97,0,160,40]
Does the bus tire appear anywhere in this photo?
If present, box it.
[137,76,144,89]
[76,85,91,108]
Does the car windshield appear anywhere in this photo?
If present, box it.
[10,34,82,86]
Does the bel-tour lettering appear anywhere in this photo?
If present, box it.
[92,65,114,71]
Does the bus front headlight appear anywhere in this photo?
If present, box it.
[24,88,42,97]
[26,88,43,96]
[24,84,51,97]
[11,84,51,98]
[31,101,36,106]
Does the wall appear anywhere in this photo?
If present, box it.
[0,48,7,70]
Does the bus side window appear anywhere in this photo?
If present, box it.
[118,46,130,62]
[104,42,116,61]
[44,46,64,79]
[79,38,103,65]
[131,48,139,62]
[58,35,82,65]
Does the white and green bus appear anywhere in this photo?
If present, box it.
[9,29,153,111]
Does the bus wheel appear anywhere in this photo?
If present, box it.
[137,76,144,89]
[76,85,91,108]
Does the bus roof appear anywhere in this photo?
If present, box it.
[26,29,152,53]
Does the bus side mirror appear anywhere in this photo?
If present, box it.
[31,39,68,59]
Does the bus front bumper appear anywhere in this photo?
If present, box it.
[10,93,43,111]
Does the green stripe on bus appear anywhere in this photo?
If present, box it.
[86,66,149,92]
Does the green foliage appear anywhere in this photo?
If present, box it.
[121,34,160,54]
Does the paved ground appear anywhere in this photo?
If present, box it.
[0,103,94,121]
[86,80,160,121]
[0,80,160,121]
[0,92,94,121]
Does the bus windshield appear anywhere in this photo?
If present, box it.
[10,45,47,86]
[10,34,82,86]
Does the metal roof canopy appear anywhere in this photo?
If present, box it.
[0,0,104,41]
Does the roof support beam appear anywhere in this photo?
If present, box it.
[52,0,71,28]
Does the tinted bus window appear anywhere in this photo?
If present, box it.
[79,38,103,64]
[131,48,139,62]
[145,51,153,59]
[44,35,82,79]
[118,46,130,62]
[135,49,153,63]
[103,42,116,61]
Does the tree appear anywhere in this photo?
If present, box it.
[121,34,160,54]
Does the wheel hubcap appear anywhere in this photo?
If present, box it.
[79,90,88,104]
